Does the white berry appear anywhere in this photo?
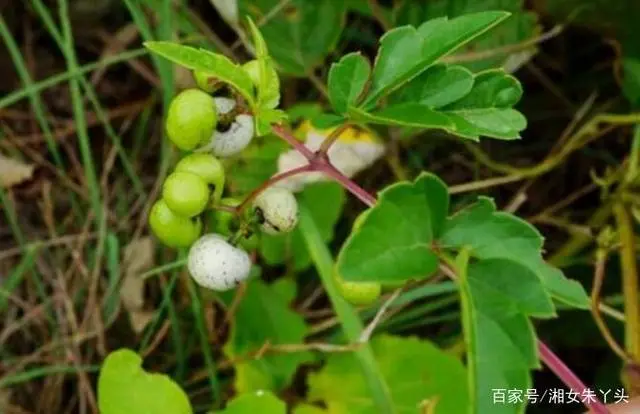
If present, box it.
[213,97,236,115]
[198,97,255,157]
[253,187,299,235]
[187,234,252,291]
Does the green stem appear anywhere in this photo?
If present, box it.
[613,202,640,360]
[299,206,396,414]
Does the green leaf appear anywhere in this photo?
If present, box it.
[467,258,555,319]
[446,69,523,108]
[260,182,346,271]
[623,58,640,106]
[363,11,510,106]
[239,0,347,76]
[220,278,313,392]
[97,349,192,414]
[255,108,288,136]
[328,53,371,114]
[441,197,589,309]
[348,103,455,130]
[458,254,534,414]
[443,108,526,140]
[394,1,541,72]
[215,390,286,414]
[336,173,448,283]
[307,334,469,414]
[143,41,255,106]
[391,63,474,108]
[439,69,526,140]
[246,17,281,110]
[293,404,327,414]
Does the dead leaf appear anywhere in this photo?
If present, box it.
[0,153,35,188]
[120,237,155,333]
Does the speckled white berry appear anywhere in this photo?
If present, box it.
[187,234,252,291]
[253,187,299,235]
[197,98,255,157]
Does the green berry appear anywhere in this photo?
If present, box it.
[193,70,222,93]
[381,280,407,293]
[336,277,381,306]
[149,199,202,247]
[166,89,217,151]
[162,171,210,217]
[175,153,225,203]
[210,197,260,251]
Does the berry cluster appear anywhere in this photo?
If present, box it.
[148,65,299,291]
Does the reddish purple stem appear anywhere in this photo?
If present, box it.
[270,123,609,413]
[538,342,610,413]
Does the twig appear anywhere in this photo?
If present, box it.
[318,122,350,154]
[591,248,631,362]
[237,164,313,212]
[359,288,402,343]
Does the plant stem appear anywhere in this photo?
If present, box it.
[272,124,315,159]
[538,342,610,413]
[237,164,313,212]
[271,123,607,412]
[318,123,350,154]
[319,164,377,206]
[614,202,640,361]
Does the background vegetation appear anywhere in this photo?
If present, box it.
[1,0,640,413]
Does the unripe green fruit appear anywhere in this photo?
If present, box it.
[193,70,222,93]
[149,199,202,247]
[166,89,217,151]
[188,233,252,291]
[210,197,259,251]
[162,171,210,217]
[336,277,381,306]
[175,153,225,203]
[381,280,407,293]
[253,187,298,235]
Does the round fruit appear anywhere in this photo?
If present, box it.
[187,233,252,291]
[253,187,298,235]
[166,89,217,151]
[149,199,202,248]
[162,171,210,217]
[193,70,222,93]
[175,153,225,202]
[336,277,381,306]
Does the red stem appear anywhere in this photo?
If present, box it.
[271,124,315,160]
[271,124,608,413]
[538,342,610,413]
[237,164,313,212]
